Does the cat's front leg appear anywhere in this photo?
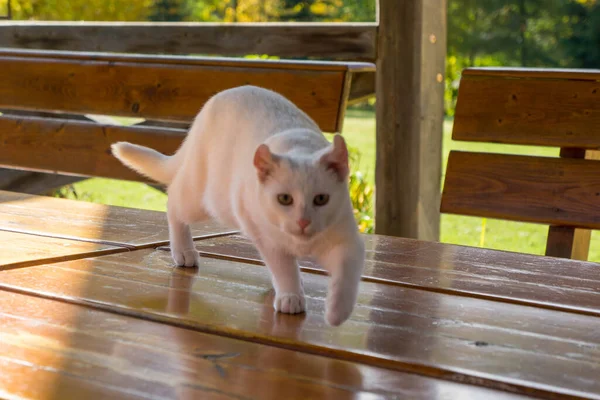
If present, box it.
[318,237,365,326]
[258,245,305,314]
[167,205,200,267]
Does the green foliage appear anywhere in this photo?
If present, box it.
[7,0,153,20]
[189,0,375,22]
[190,0,265,22]
[348,146,374,234]
[448,0,565,67]
[561,0,600,67]
[444,55,461,116]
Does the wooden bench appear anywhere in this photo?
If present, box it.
[0,48,374,186]
[441,67,600,261]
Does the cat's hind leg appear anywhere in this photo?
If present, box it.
[167,199,202,268]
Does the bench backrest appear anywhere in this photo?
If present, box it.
[0,49,374,183]
[441,67,600,260]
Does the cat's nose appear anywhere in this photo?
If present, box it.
[297,218,311,230]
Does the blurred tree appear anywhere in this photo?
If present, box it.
[7,0,152,20]
[275,0,343,21]
[448,0,565,68]
[561,0,600,67]
[190,0,375,23]
[5,0,377,23]
[149,0,192,21]
[337,0,376,21]
[191,0,279,22]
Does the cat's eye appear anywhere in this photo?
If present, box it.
[313,194,330,206]
[277,194,293,206]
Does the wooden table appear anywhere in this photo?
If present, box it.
[1,190,599,399]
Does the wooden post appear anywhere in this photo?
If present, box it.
[545,148,595,261]
[375,0,446,240]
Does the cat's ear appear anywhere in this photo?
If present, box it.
[320,134,349,181]
[253,144,279,182]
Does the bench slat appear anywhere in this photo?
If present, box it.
[0,49,375,132]
[0,115,184,182]
[441,151,600,229]
[453,72,600,148]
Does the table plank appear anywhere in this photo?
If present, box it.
[0,190,236,248]
[0,249,598,399]
[194,234,600,317]
[0,230,123,270]
[0,290,530,400]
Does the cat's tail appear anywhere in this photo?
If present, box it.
[111,142,176,185]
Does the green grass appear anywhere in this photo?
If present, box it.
[60,179,168,211]
[60,109,600,262]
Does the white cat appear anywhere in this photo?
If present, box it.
[111,85,364,326]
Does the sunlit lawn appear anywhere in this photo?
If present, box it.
[62,109,600,262]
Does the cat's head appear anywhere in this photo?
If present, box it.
[253,134,350,240]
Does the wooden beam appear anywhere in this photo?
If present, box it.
[546,225,591,261]
[545,147,600,261]
[375,0,446,240]
[0,22,377,61]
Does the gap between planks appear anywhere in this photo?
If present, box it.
[0,227,239,251]
[0,247,129,272]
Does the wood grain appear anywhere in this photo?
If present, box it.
[0,115,186,182]
[194,233,600,317]
[441,151,600,229]
[2,248,598,399]
[0,291,522,400]
[0,22,378,61]
[375,0,444,240]
[453,74,600,147]
[0,230,123,270]
[0,49,375,132]
[0,190,236,248]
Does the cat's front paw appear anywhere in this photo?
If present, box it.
[325,297,355,327]
[171,248,200,268]
[274,292,306,314]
